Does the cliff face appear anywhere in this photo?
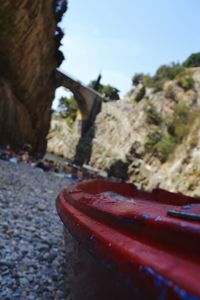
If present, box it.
[0,1,66,153]
[48,68,200,196]
[89,68,200,196]
[146,116,200,196]
[0,79,34,148]
[47,118,79,160]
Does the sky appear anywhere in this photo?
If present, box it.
[53,0,200,108]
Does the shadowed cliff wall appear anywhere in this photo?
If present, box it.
[0,0,67,154]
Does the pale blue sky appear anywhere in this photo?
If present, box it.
[54,0,199,107]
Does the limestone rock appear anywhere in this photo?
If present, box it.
[147,117,200,197]
[48,67,200,197]
[88,68,200,196]
[47,119,79,160]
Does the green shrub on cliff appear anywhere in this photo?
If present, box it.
[89,75,120,101]
[131,61,188,92]
[142,75,155,88]
[145,103,192,161]
[154,63,184,81]
[176,71,194,91]
[131,52,200,96]
[150,63,185,91]
[146,105,162,125]
[145,130,162,151]
[101,85,120,101]
[145,130,176,162]
[132,73,144,86]
[154,135,176,162]
[167,103,190,141]
[132,63,185,92]
[154,64,174,81]
[134,86,146,102]
[183,52,200,68]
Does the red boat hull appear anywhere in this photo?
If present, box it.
[56,179,200,300]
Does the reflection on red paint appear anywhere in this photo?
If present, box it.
[56,179,200,300]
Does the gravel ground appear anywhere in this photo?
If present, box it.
[0,160,72,300]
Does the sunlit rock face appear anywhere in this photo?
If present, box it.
[0,1,66,153]
[47,119,79,160]
[48,68,200,196]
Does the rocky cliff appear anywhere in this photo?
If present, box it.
[48,118,79,160]
[0,0,67,154]
[48,67,200,196]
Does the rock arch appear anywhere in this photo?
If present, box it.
[56,70,105,135]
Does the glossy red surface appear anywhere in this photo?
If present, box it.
[56,179,200,300]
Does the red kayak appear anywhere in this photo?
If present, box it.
[56,179,200,300]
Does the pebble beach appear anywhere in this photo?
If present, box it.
[0,160,71,299]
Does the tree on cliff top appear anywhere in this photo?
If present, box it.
[89,74,120,101]
[183,52,200,68]
[131,52,200,92]
[132,73,144,86]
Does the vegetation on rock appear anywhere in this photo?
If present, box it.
[132,73,144,86]
[131,52,200,92]
[183,52,200,68]
[58,96,77,126]
[49,59,200,196]
[145,104,162,125]
[176,70,194,91]
[134,86,146,102]
[144,102,197,161]
[89,74,120,101]
[54,0,68,67]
